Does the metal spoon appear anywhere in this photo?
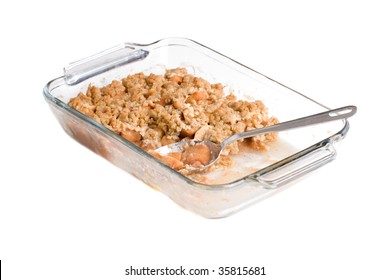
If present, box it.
[155,105,357,172]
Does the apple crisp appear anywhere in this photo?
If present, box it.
[68,68,278,171]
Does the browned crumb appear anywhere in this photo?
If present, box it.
[68,68,278,172]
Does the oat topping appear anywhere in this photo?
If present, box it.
[68,68,278,170]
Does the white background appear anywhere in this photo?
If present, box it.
[1,0,388,279]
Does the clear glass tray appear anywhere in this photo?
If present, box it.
[43,38,350,218]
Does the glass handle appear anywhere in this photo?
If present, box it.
[248,140,337,189]
[64,44,149,85]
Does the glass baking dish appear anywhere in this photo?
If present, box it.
[43,38,351,218]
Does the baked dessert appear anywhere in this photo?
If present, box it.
[68,68,278,172]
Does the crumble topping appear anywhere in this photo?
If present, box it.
[68,68,278,171]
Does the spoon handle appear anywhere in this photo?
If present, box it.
[222,105,357,147]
